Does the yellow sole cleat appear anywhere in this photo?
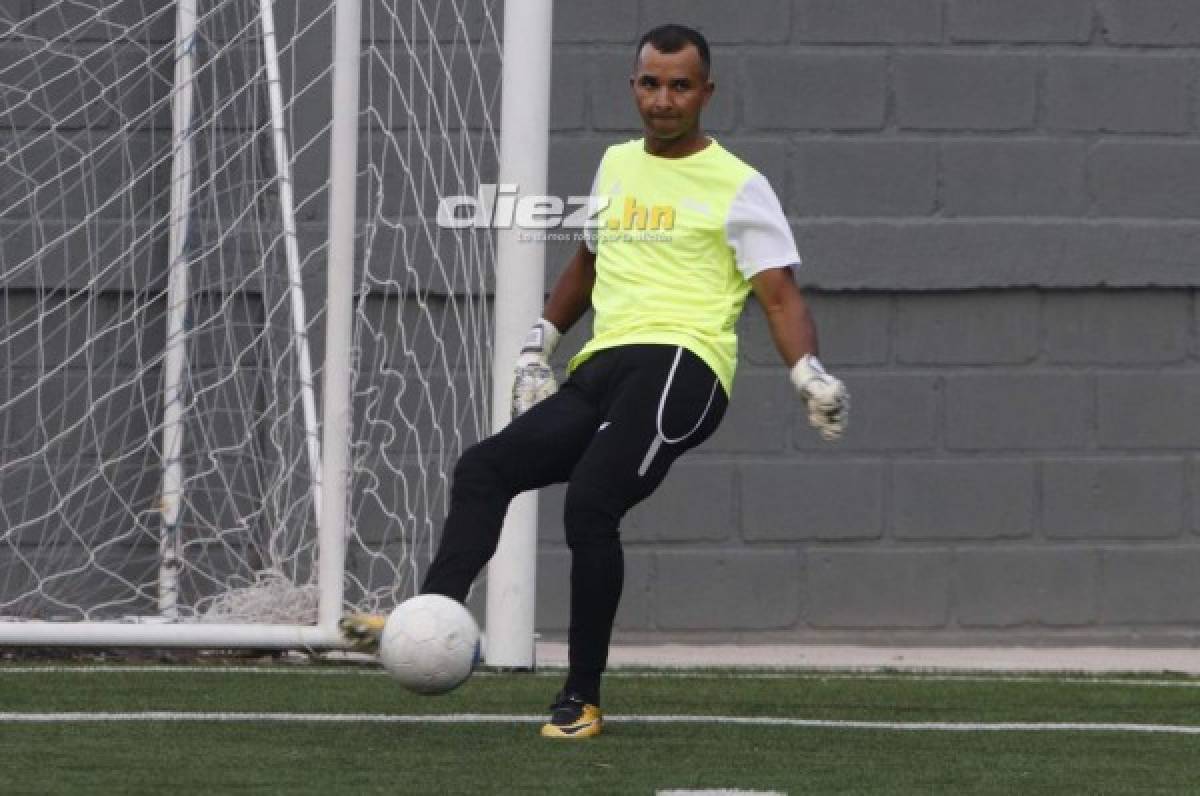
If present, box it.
[540,693,603,739]
[338,612,387,653]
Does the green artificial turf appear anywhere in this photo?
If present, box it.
[2,665,1199,794]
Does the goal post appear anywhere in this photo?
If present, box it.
[484,0,553,670]
[159,0,199,621]
[0,0,546,651]
[317,0,361,635]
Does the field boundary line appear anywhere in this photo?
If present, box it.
[7,666,1200,689]
[3,712,1200,734]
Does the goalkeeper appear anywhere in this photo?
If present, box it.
[414,23,846,738]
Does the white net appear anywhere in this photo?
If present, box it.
[0,0,499,625]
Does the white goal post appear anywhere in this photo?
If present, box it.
[0,0,549,660]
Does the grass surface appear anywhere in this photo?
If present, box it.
[3,665,1200,794]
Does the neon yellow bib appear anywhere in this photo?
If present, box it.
[570,139,761,396]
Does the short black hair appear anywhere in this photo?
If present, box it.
[635,24,711,77]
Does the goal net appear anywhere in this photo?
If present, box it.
[0,0,501,634]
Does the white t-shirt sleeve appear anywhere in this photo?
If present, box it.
[724,173,800,280]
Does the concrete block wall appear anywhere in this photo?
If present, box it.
[534,1,1200,644]
[6,1,1200,643]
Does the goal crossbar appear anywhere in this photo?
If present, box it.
[0,622,338,648]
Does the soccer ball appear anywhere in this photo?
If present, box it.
[379,594,480,695]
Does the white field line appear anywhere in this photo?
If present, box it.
[5,666,1200,689]
[1,711,1200,735]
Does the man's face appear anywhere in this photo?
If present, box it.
[630,42,713,144]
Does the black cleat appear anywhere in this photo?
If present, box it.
[540,691,603,739]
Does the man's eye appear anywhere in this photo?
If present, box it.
[639,77,657,88]
[671,80,690,91]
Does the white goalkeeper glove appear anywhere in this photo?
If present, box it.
[790,354,849,441]
[511,318,561,418]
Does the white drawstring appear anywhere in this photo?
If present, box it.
[638,347,720,476]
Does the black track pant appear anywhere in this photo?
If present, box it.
[421,344,728,703]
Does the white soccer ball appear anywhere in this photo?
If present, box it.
[379,594,480,695]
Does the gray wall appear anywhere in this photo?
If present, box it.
[5,0,1200,643]
[532,1,1200,644]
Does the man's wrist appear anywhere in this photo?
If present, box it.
[521,318,561,358]
[789,354,828,391]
